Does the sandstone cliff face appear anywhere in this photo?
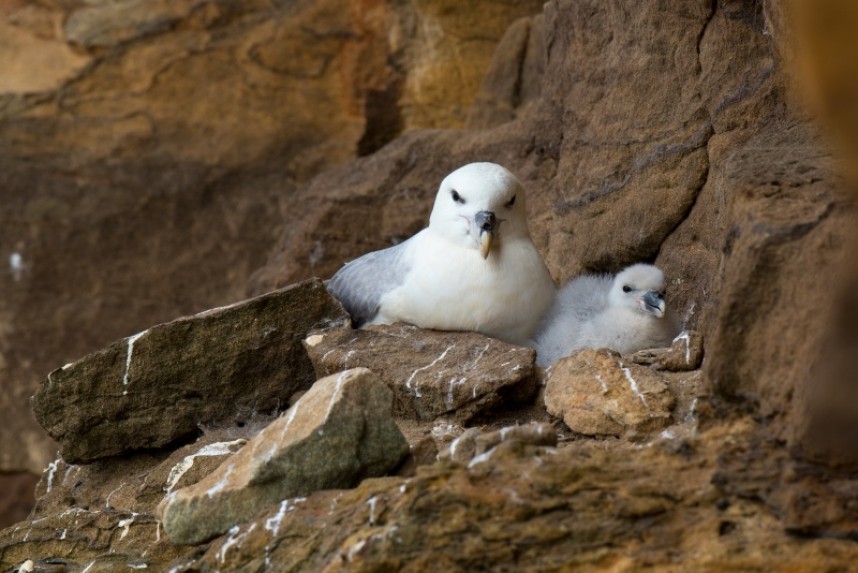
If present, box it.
[0,0,543,474]
[2,0,858,571]
[252,0,853,465]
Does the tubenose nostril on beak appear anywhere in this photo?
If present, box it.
[476,211,497,233]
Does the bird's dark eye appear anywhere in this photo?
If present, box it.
[451,190,465,204]
[505,195,516,208]
[622,285,632,293]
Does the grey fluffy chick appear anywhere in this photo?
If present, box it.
[533,263,679,367]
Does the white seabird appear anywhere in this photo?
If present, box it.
[327,162,556,346]
[533,263,679,366]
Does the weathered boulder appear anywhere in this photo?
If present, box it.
[159,368,409,545]
[544,349,676,438]
[302,324,538,421]
[32,279,347,463]
[0,429,282,570]
[8,414,858,571]
[166,418,858,573]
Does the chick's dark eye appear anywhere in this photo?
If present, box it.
[505,195,516,208]
[451,190,465,204]
[622,285,632,293]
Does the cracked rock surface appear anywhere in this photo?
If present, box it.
[303,324,537,422]
[544,349,677,439]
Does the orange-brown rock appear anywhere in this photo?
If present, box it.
[3,0,858,569]
[302,324,537,422]
[630,330,704,371]
[187,419,858,572]
[544,349,676,438]
[251,0,852,470]
[243,0,858,551]
[0,0,545,475]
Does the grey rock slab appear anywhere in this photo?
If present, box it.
[159,367,409,545]
[64,0,203,48]
[30,434,252,521]
[629,330,704,371]
[0,507,191,572]
[302,323,537,422]
[31,279,348,464]
[438,422,557,464]
[544,349,675,438]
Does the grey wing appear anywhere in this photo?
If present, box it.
[556,274,613,322]
[327,242,412,326]
[532,273,612,366]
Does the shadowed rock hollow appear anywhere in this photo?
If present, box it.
[3,0,858,571]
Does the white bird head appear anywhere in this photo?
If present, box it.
[609,264,667,318]
[428,162,530,259]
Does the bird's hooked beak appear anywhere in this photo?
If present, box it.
[638,291,666,318]
[473,210,499,259]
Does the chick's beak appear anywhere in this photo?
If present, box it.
[474,210,497,259]
[639,291,666,318]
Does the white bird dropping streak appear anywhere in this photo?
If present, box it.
[467,446,497,468]
[45,458,60,492]
[265,499,308,537]
[686,397,699,423]
[165,440,246,492]
[324,372,348,422]
[118,516,135,540]
[621,366,649,409]
[218,524,256,564]
[121,330,148,392]
[675,331,691,364]
[205,464,234,498]
[445,377,467,409]
[367,496,380,525]
[405,344,456,398]
[470,342,491,369]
